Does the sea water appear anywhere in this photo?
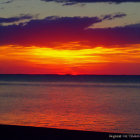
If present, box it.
[0,75,140,134]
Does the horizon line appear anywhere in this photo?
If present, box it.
[0,74,140,76]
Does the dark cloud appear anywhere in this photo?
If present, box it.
[0,15,139,48]
[0,14,34,24]
[85,23,140,46]
[41,0,140,5]
[62,2,77,5]
[102,13,126,20]
[0,16,101,46]
[0,0,13,4]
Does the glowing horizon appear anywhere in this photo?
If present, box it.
[0,43,140,75]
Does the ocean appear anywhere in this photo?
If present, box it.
[0,75,140,134]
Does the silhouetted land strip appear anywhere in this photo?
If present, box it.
[1,124,139,140]
[0,74,140,83]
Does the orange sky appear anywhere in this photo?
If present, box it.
[0,43,140,75]
[0,1,140,75]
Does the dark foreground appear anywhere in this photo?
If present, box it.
[0,124,140,140]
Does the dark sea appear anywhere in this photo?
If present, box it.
[0,75,140,134]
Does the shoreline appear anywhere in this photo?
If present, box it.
[0,124,139,140]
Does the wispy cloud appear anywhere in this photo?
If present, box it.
[0,14,34,25]
[102,13,126,20]
[0,0,14,4]
[41,0,140,5]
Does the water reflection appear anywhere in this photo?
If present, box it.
[0,82,140,133]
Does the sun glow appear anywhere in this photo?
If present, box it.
[0,43,140,74]
[29,47,104,64]
[1,44,140,64]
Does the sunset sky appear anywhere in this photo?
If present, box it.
[0,0,140,75]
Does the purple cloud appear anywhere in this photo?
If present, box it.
[41,0,140,4]
[0,14,139,48]
[0,15,34,24]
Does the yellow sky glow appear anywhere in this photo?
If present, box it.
[0,44,140,66]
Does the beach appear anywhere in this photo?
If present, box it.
[1,124,139,140]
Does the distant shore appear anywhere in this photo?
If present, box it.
[0,124,139,140]
[0,74,140,83]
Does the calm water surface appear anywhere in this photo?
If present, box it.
[0,81,140,134]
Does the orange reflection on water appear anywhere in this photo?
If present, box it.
[0,82,140,133]
[0,110,121,132]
